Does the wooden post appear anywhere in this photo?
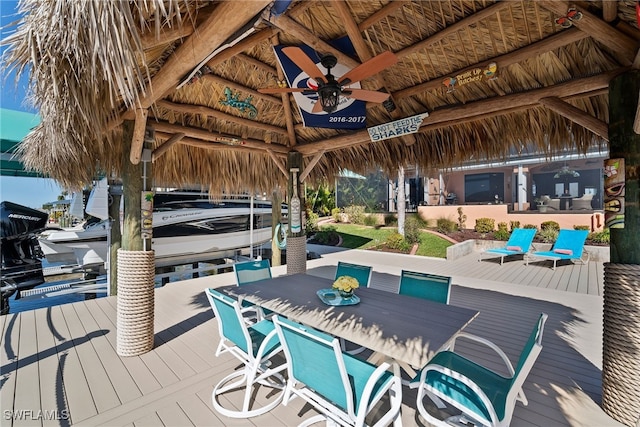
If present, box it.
[286,152,306,274]
[601,69,640,426]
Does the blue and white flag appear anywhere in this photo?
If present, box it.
[273,44,367,129]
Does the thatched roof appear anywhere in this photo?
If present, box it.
[2,0,639,193]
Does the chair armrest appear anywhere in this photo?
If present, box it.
[358,361,391,411]
[449,332,515,376]
[415,362,498,425]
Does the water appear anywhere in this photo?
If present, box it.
[4,260,223,315]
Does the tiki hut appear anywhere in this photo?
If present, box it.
[2,1,639,423]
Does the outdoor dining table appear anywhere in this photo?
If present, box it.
[220,273,479,368]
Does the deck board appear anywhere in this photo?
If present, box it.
[1,248,623,427]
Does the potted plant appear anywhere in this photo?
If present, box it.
[535,197,548,213]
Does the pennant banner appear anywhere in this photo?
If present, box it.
[273,44,366,129]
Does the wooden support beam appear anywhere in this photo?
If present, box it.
[395,28,588,100]
[152,132,184,162]
[295,69,623,155]
[267,14,360,70]
[156,99,288,136]
[155,131,286,157]
[539,96,609,140]
[137,1,271,108]
[130,108,149,164]
[331,0,415,145]
[204,28,277,70]
[271,34,298,147]
[152,121,289,154]
[299,150,325,182]
[601,1,618,22]
[267,149,288,177]
[358,1,410,31]
[538,1,637,66]
[395,2,512,60]
[140,25,195,51]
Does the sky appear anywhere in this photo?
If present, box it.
[1,0,64,209]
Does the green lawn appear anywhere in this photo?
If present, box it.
[319,223,452,258]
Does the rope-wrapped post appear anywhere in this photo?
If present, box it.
[286,235,306,275]
[602,262,640,426]
[116,249,155,357]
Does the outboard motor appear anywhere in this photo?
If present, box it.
[1,201,49,314]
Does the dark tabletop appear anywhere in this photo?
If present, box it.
[220,273,479,367]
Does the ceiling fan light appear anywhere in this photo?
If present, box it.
[318,86,339,113]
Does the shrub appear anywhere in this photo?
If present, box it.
[493,228,510,241]
[589,228,610,243]
[436,217,457,233]
[574,225,590,231]
[509,221,521,231]
[332,207,341,222]
[475,217,495,234]
[384,213,396,226]
[306,211,319,234]
[523,224,538,231]
[386,232,408,250]
[497,222,508,231]
[538,227,558,243]
[344,205,366,225]
[404,216,421,244]
[540,221,560,231]
[456,207,467,230]
[314,226,339,245]
[363,214,378,227]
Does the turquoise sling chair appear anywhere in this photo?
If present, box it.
[398,270,451,304]
[233,258,274,321]
[272,315,403,427]
[334,262,373,355]
[410,313,548,427]
[205,288,287,418]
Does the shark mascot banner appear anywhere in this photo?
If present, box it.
[273,40,367,130]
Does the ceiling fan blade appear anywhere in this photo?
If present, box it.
[343,89,391,103]
[282,46,327,84]
[338,51,398,85]
[312,100,324,113]
[258,87,312,94]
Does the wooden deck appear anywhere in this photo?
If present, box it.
[1,248,621,426]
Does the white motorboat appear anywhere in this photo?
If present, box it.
[38,192,286,269]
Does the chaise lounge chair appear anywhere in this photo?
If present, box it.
[525,229,590,270]
[479,228,537,265]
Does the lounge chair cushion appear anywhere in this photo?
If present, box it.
[553,248,573,255]
[506,246,522,252]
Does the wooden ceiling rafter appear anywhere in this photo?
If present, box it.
[151,121,289,154]
[270,34,298,147]
[330,0,417,146]
[152,132,185,162]
[538,1,637,66]
[155,99,288,136]
[394,28,589,100]
[539,96,608,140]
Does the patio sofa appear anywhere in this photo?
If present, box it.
[571,194,593,210]
[540,195,560,210]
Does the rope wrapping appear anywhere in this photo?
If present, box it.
[116,249,155,357]
[286,235,306,275]
[602,262,640,427]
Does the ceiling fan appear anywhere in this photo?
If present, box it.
[258,46,398,113]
